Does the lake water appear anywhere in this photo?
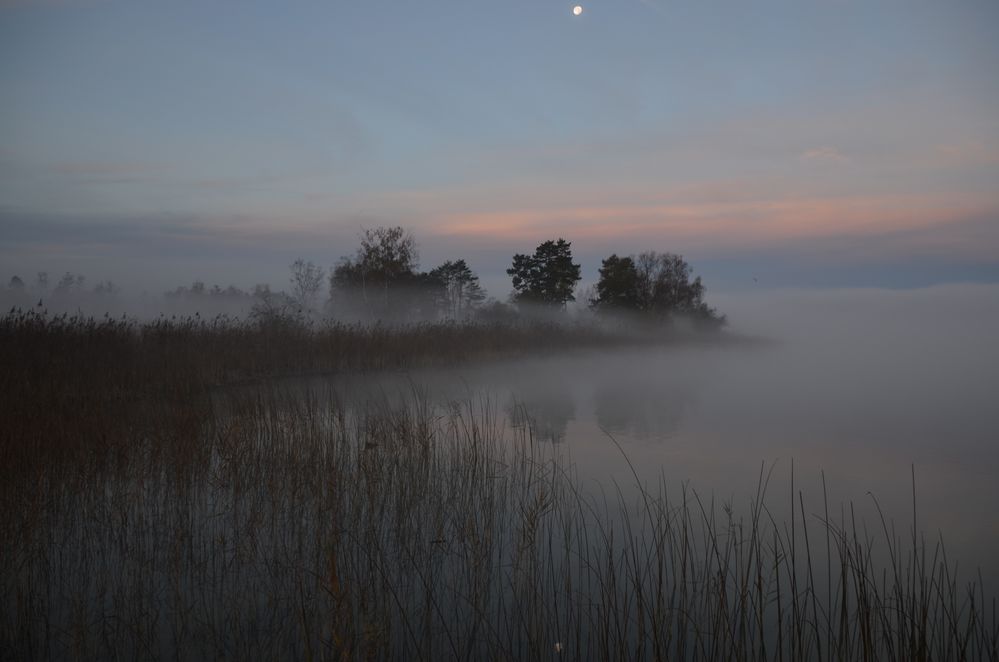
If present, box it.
[321,284,999,590]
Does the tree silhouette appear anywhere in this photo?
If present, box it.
[93,280,118,296]
[428,259,486,318]
[53,272,85,296]
[636,252,716,320]
[590,254,641,312]
[330,226,419,316]
[289,258,325,313]
[591,251,724,325]
[507,239,581,307]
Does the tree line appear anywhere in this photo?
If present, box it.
[4,226,723,327]
[502,237,722,326]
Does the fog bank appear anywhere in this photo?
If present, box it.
[323,282,999,585]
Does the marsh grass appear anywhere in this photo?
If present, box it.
[1,310,995,660]
[0,308,659,481]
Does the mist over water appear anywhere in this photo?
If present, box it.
[327,283,999,587]
[6,278,998,656]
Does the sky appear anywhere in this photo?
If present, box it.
[1,0,998,295]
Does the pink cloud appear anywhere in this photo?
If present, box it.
[427,191,999,254]
[51,161,170,177]
[800,146,850,164]
[931,141,999,168]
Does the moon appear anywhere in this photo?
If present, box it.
[572,5,583,16]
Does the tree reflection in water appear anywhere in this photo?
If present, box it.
[506,373,576,443]
[593,375,695,442]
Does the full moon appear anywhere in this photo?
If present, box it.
[572,5,583,16]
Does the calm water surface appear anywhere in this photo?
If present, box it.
[322,286,999,588]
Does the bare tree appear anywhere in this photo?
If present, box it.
[635,252,706,317]
[289,258,325,313]
[330,227,419,316]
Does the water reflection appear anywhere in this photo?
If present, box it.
[508,395,575,443]
[304,285,999,591]
[593,374,694,442]
[504,367,576,443]
[497,354,697,444]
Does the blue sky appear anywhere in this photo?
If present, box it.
[1,0,997,294]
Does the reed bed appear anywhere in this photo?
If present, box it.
[1,310,995,660]
[0,308,655,484]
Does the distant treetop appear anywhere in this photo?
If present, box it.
[506,238,582,308]
[591,251,724,326]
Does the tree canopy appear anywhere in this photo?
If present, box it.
[592,255,641,312]
[329,227,487,321]
[591,251,724,325]
[507,239,581,307]
[331,227,418,291]
[428,259,486,319]
[330,226,421,316]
